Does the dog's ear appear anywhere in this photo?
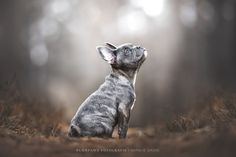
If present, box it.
[105,42,117,50]
[96,46,116,64]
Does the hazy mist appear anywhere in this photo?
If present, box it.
[0,0,236,126]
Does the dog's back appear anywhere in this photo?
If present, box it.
[70,73,135,137]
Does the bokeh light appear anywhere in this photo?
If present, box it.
[179,0,197,27]
[30,43,48,66]
[130,0,165,17]
[117,8,148,35]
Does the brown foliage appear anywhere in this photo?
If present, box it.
[167,95,236,132]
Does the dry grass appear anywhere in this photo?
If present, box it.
[0,79,64,138]
[167,96,236,132]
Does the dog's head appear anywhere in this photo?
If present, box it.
[97,43,147,70]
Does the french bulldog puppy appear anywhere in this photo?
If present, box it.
[68,43,147,139]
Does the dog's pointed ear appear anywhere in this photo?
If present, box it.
[96,46,116,64]
[105,42,117,50]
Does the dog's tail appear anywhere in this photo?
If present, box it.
[68,124,81,137]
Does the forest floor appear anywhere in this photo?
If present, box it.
[1,82,236,157]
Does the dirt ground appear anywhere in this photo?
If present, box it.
[1,120,236,157]
[1,83,236,157]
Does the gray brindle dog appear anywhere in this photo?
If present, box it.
[68,43,147,139]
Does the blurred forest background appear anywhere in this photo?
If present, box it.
[0,0,236,127]
[1,0,236,157]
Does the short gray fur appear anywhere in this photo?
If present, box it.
[68,43,147,139]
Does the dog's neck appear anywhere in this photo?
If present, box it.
[112,68,137,87]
